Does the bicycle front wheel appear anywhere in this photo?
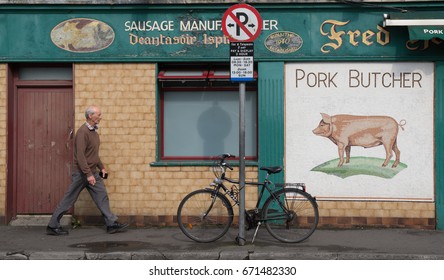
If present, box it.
[177,189,234,243]
[263,188,319,243]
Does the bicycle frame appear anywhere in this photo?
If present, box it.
[177,154,319,243]
[209,171,298,221]
[210,177,263,207]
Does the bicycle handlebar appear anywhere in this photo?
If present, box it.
[218,153,235,170]
[220,153,235,159]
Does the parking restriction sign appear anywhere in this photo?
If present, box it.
[230,42,254,82]
[222,3,262,246]
[222,3,262,42]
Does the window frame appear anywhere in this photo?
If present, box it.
[158,64,258,162]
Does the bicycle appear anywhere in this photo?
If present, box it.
[177,153,319,243]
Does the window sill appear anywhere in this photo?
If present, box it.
[150,160,258,167]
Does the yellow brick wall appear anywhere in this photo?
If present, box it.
[72,62,434,229]
[319,200,434,219]
[0,64,6,217]
[317,200,435,228]
[0,62,434,228]
[73,63,257,225]
[74,63,157,219]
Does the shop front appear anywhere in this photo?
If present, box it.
[1,3,443,229]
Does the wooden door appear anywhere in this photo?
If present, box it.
[16,87,73,214]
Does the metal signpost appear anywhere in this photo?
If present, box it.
[222,3,262,246]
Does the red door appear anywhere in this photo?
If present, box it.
[16,87,73,214]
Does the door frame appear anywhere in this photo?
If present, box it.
[6,64,73,223]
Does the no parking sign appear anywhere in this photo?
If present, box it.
[222,3,263,245]
[222,4,262,82]
[222,3,262,42]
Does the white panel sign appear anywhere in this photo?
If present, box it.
[230,42,254,82]
[285,62,434,201]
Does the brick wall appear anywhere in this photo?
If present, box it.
[318,201,435,229]
[0,63,435,229]
[73,63,258,226]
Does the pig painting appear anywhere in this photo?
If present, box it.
[312,113,405,168]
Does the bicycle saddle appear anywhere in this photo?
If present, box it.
[260,166,282,174]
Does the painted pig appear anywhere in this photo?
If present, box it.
[312,113,405,168]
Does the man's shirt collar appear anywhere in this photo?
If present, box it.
[86,122,99,132]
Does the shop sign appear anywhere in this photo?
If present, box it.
[285,62,434,202]
[1,6,443,61]
[409,26,444,40]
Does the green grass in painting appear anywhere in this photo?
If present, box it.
[311,157,407,179]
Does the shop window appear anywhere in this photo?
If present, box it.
[159,64,257,161]
[18,66,72,81]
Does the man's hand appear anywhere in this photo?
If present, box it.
[100,169,108,179]
[87,175,96,186]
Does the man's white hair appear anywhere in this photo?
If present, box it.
[85,106,98,119]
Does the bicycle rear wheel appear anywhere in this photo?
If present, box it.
[177,189,234,243]
[263,188,318,243]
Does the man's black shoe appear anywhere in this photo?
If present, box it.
[107,222,128,234]
[46,226,69,236]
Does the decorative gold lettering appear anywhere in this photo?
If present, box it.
[320,20,349,53]
[376,25,390,46]
[347,30,361,46]
[320,20,391,52]
[362,30,375,46]
[129,33,197,46]
[203,34,230,48]
[406,38,442,51]
[129,33,139,45]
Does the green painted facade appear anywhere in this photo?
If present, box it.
[1,3,444,228]
[1,4,443,61]
[258,62,284,205]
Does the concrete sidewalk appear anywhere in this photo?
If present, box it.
[0,225,444,260]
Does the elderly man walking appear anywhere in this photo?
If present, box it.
[47,105,128,235]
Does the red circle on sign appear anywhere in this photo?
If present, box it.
[222,3,262,42]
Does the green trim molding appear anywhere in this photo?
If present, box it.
[258,62,285,204]
[435,61,444,230]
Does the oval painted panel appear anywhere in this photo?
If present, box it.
[51,18,115,53]
[264,31,303,54]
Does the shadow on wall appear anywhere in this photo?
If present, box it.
[197,101,232,156]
